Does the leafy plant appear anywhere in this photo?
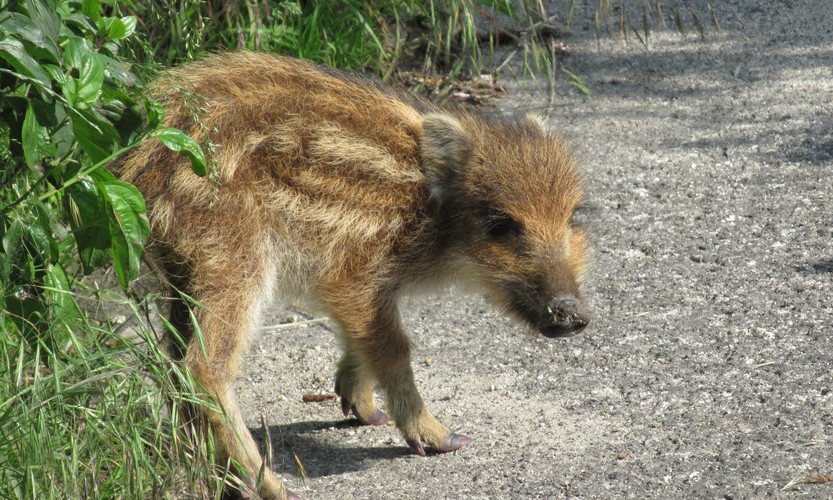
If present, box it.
[0,0,212,497]
[0,1,206,291]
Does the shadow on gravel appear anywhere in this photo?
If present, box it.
[558,21,833,166]
[786,137,833,165]
[569,45,833,90]
[800,259,833,274]
[252,420,409,478]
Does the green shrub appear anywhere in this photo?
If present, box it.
[0,0,213,497]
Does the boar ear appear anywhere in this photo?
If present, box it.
[421,113,471,201]
[522,113,552,135]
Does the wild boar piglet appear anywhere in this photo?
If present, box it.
[116,51,590,500]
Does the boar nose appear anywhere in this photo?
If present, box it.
[539,295,590,338]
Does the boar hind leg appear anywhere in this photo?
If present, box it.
[327,295,471,456]
[170,264,290,500]
[335,346,389,425]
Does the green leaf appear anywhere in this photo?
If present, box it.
[0,12,39,42]
[100,41,119,57]
[103,17,126,41]
[0,11,60,63]
[82,0,102,23]
[61,12,97,35]
[75,51,105,107]
[62,36,91,70]
[97,54,137,87]
[101,181,148,290]
[89,166,116,183]
[120,16,137,39]
[154,128,207,176]
[63,48,105,109]
[41,63,65,85]
[70,107,119,163]
[22,100,55,169]
[109,101,143,145]
[62,77,78,106]
[25,0,61,44]
[0,37,52,90]
[45,102,73,159]
[66,180,111,274]
[44,262,79,329]
[143,97,165,130]
[31,198,58,262]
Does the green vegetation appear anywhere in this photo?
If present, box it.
[121,0,518,79]
[0,0,215,497]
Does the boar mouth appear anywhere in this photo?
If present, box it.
[501,283,590,338]
[537,321,588,338]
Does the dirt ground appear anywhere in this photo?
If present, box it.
[236,1,833,498]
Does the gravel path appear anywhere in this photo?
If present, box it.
[238,1,833,497]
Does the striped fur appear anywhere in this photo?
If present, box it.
[116,51,589,499]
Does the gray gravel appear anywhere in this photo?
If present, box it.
[237,1,833,498]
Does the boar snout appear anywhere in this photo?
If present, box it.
[538,295,590,338]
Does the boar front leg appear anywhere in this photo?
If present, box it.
[326,293,471,456]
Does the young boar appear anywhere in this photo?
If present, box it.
[116,51,590,499]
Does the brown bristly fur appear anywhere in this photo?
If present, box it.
[116,51,590,500]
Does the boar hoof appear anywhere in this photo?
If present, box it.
[406,433,471,456]
[340,399,389,425]
[406,438,427,456]
[436,433,472,452]
[355,407,390,426]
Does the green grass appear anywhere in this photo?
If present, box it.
[0,280,226,498]
[121,0,522,79]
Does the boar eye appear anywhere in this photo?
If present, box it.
[484,209,522,240]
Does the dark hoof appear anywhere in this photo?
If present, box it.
[406,438,426,456]
[434,433,472,453]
